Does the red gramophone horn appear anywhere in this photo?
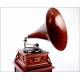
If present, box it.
[28,8,68,51]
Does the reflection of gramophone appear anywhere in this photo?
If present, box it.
[14,8,67,72]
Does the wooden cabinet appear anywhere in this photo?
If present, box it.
[14,49,54,72]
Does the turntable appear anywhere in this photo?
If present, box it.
[14,8,67,72]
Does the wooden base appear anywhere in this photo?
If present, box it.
[15,66,53,72]
[14,49,53,72]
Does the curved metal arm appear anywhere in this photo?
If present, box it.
[23,37,27,48]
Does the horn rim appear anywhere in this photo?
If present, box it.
[46,8,68,51]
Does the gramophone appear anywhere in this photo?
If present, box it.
[14,8,67,72]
